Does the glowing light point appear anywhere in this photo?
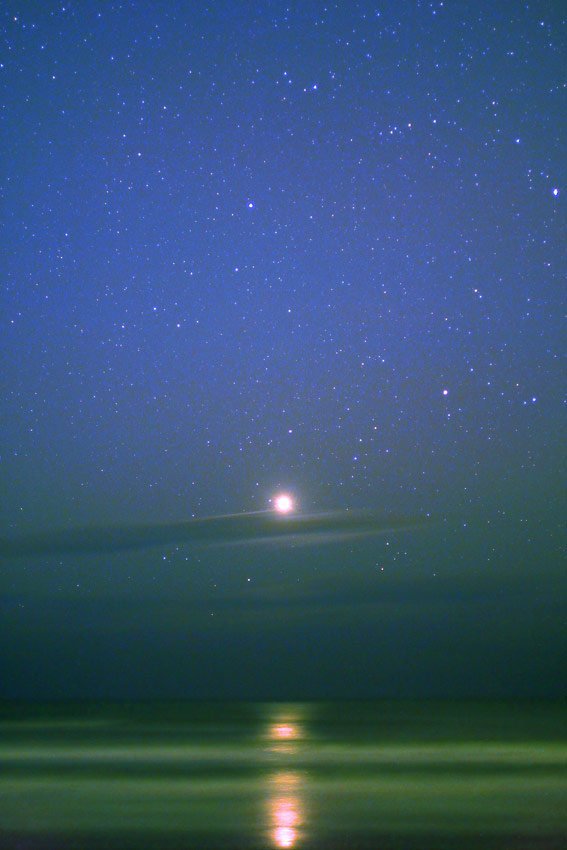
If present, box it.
[274,826,296,847]
[273,723,297,739]
[274,494,294,514]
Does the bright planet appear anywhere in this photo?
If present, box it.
[273,494,294,514]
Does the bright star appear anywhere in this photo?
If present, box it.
[274,494,294,514]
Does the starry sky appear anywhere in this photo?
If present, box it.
[1,1,565,699]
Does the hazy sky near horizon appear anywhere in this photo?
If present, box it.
[1,0,564,698]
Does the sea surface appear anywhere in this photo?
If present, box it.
[0,700,565,849]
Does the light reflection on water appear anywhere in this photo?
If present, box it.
[0,702,564,848]
[268,771,304,848]
[265,708,309,846]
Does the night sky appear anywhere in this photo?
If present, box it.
[1,1,565,700]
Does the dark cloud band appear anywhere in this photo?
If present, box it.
[0,511,427,558]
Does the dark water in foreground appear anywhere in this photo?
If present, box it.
[0,701,565,849]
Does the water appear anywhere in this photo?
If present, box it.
[0,701,565,848]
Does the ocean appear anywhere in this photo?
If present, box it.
[0,700,565,849]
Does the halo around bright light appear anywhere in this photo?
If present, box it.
[274,494,294,514]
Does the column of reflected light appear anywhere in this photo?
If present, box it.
[265,718,306,847]
[269,771,303,848]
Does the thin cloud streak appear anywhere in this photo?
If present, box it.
[0,511,429,558]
